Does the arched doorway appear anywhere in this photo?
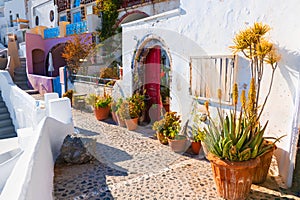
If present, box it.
[45,43,66,77]
[133,39,171,124]
[32,49,45,75]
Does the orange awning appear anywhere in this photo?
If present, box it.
[12,18,29,23]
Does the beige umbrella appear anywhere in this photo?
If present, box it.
[48,52,54,77]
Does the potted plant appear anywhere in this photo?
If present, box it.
[203,84,264,200]
[118,93,145,130]
[152,112,187,152]
[63,90,73,107]
[111,97,122,124]
[190,111,207,155]
[230,22,282,184]
[191,127,205,155]
[86,91,112,121]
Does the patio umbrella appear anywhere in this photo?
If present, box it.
[48,52,54,77]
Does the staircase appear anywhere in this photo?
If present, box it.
[13,57,38,94]
[0,91,17,139]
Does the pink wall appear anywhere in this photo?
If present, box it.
[28,74,54,95]
[25,33,93,93]
[25,33,45,74]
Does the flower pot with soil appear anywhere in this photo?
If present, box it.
[152,112,181,147]
[86,92,112,121]
[118,93,145,131]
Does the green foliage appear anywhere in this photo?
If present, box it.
[86,91,112,109]
[152,112,181,140]
[117,93,145,119]
[111,97,123,112]
[96,0,121,41]
[203,84,284,162]
[193,127,205,143]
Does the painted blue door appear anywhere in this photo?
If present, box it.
[73,11,81,23]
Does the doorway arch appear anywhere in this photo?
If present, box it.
[133,36,172,123]
[46,43,66,77]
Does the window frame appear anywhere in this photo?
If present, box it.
[189,55,237,105]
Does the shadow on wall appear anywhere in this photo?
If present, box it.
[278,47,300,99]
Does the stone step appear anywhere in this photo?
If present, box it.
[0,113,10,120]
[0,126,16,138]
[14,66,26,73]
[0,106,8,114]
[14,75,27,82]
[14,70,27,76]
[0,118,13,128]
[0,130,17,140]
[24,89,39,95]
[17,85,30,90]
[0,101,5,108]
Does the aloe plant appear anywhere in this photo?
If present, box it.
[203,83,284,162]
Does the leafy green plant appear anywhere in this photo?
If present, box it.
[95,0,121,41]
[193,127,205,143]
[152,112,181,140]
[86,91,112,109]
[117,93,145,120]
[95,95,112,108]
[111,97,123,112]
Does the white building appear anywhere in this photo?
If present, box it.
[0,0,27,46]
[122,0,300,187]
[27,0,57,29]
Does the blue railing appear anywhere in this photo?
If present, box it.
[44,27,60,39]
[66,21,87,36]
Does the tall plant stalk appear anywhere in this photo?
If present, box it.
[231,22,280,119]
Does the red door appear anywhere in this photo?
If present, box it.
[144,47,162,121]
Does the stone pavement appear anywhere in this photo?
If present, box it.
[52,108,300,200]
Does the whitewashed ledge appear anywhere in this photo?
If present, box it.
[0,70,74,200]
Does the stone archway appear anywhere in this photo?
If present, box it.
[133,36,172,123]
[117,11,149,26]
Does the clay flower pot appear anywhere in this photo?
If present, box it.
[116,113,126,127]
[253,145,276,184]
[125,117,138,131]
[191,141,202,155]
[168,135,188,153]
[94,106,110,121]
[111,111,118,123]
[207,153,259,200]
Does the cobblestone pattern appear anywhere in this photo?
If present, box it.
[52,109,300,200]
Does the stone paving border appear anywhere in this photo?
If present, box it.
[51,108,300,200]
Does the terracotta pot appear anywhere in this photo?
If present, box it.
[168,135,188,153]
[157,132,168,145]
[94,106,110,120]
[111,111,118,123]
[252,145,276,184]
[125,118,138,131]
[207,153,259,200]
[191,141,202,155]
[116,114,126,127]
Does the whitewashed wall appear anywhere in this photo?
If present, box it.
[122,0,300,187]
[3,0,26,25]
[28,0,57,28]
